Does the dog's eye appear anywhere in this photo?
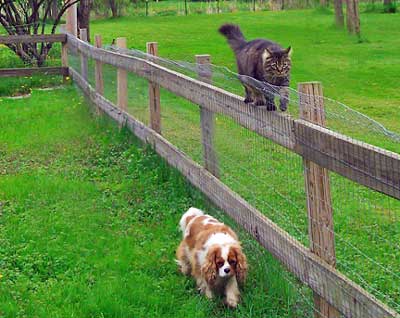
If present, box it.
[217,261,224,268]
[229,260,237,266]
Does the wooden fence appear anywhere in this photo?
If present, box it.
[0,34,68,78]
[1,32,398,318]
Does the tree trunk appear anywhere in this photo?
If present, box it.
[109,0,118,17]
[320,0,327,7]
[346,0,360,36]
[346,0,354,33]
[334,0,344,27]
[383,0,395,12]
[78,0,91,42]
[269,0,284,10]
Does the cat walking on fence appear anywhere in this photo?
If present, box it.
[219,24,292,111]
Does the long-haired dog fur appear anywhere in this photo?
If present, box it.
[176,207,247,308]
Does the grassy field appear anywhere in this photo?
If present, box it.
[0,87,313,317]
[1,7,399,315]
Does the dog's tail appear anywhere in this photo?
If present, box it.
[219,24,246,52]
[179,207,204,234]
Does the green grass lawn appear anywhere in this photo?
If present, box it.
[0,87,313,317]
[1,7,399,315]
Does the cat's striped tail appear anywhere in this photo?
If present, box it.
[219,24,246,51]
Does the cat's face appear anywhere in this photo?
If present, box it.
[262,47,292,78]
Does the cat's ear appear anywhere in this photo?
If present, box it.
[262,48,272,63]
[285,46,293,58]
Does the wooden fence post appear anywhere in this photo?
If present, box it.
[65,0,77,37]
[298,82,339,318]
[79,28,88,81]
[146,42,161,134]
[61,34,68,83]
[116,37,128,112]
[196,54,219,178]
[94,35,104,95]
[94,34,104,115]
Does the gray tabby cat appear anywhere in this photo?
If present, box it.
[219,24,292,111]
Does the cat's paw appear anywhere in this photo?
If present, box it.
[253,100,265,106]
[279,100,288,111]
[266,103,277,111]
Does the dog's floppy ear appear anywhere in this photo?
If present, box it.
[233,245,247,284]
[201,246,218,286]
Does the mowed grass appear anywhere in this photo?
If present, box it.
[0,87,313,317]
[1,8,399,314]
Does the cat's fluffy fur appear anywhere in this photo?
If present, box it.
[219,24,292,111]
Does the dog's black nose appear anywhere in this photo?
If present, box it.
[224,268,230,274]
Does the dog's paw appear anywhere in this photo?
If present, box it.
[181,265,191,275]
[197,280,208,295]
[224,296,238,308]
[175,259,191,275]
[244,97,254,104]
[205,287,214,299]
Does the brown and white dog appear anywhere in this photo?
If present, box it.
[176,207,247,308]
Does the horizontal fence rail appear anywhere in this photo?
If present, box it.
[0,66,68,78]
[67,33,400,318]
[66,34,400,201]
[0,34,67,45]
